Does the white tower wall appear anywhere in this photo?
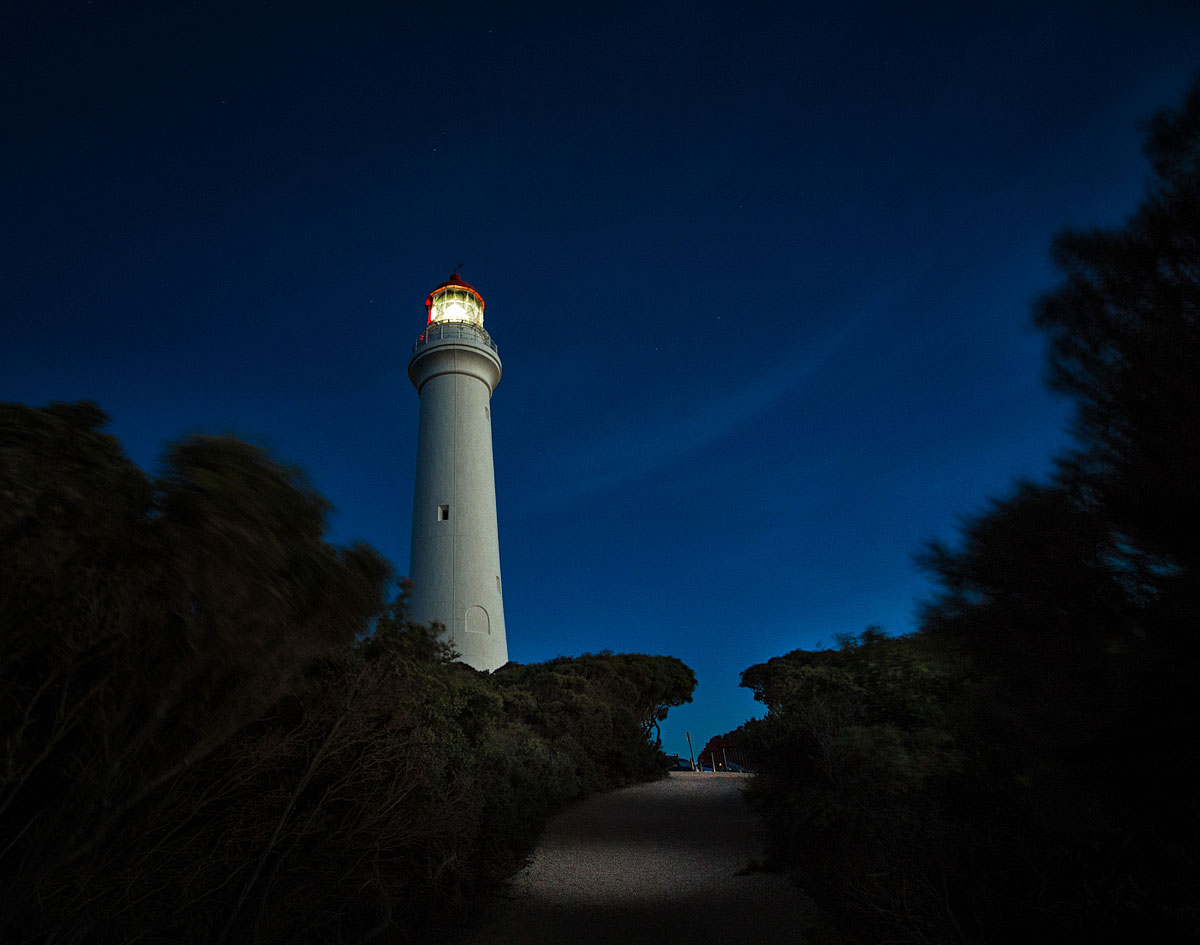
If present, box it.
[408,335,508,671]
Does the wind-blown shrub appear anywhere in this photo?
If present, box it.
[0,402,696,943]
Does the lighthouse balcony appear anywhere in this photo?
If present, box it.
[412,321,498,354]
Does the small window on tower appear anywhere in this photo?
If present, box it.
[437,505,449,521]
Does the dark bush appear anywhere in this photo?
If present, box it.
[0,402,696,944]
[737,78,1200,945]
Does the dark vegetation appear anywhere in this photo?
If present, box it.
[699,724,757,771]
[733,80,1200,943]
[0,403,696,944]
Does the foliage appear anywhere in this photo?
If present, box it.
[699,719,762,770]
[741,78,1200,945]
[0,402,391,941]
[1035,78,1200,577]
[498,650,696,751]
[741,630,976,943]
[0,402,696,944]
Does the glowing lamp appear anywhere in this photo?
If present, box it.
[425,272,485,326]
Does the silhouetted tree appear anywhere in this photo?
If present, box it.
[0,403,391,941]
[1,409,698,944]
[699,720,762,770]
[1035,79,1200,583]
[742,629,970,944]
[739,78,1200,945]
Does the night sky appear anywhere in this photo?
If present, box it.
[4,2,1199,757]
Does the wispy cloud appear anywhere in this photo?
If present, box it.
[538,320,858,508]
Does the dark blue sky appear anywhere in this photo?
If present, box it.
[4,1,1199,755]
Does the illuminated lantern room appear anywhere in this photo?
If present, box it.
[426,272,485,327]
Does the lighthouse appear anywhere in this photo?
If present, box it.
[407,273,508,671]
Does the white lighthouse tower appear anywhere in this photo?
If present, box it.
[407,272,508,671]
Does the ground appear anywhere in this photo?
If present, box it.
[451,771,819,944]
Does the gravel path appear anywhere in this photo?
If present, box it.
[452,772,817,944]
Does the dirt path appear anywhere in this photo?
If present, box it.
[452,771,817,944]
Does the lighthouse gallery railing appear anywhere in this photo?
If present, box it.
[412,322,498,355]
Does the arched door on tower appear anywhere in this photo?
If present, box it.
[465,605,490,635]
